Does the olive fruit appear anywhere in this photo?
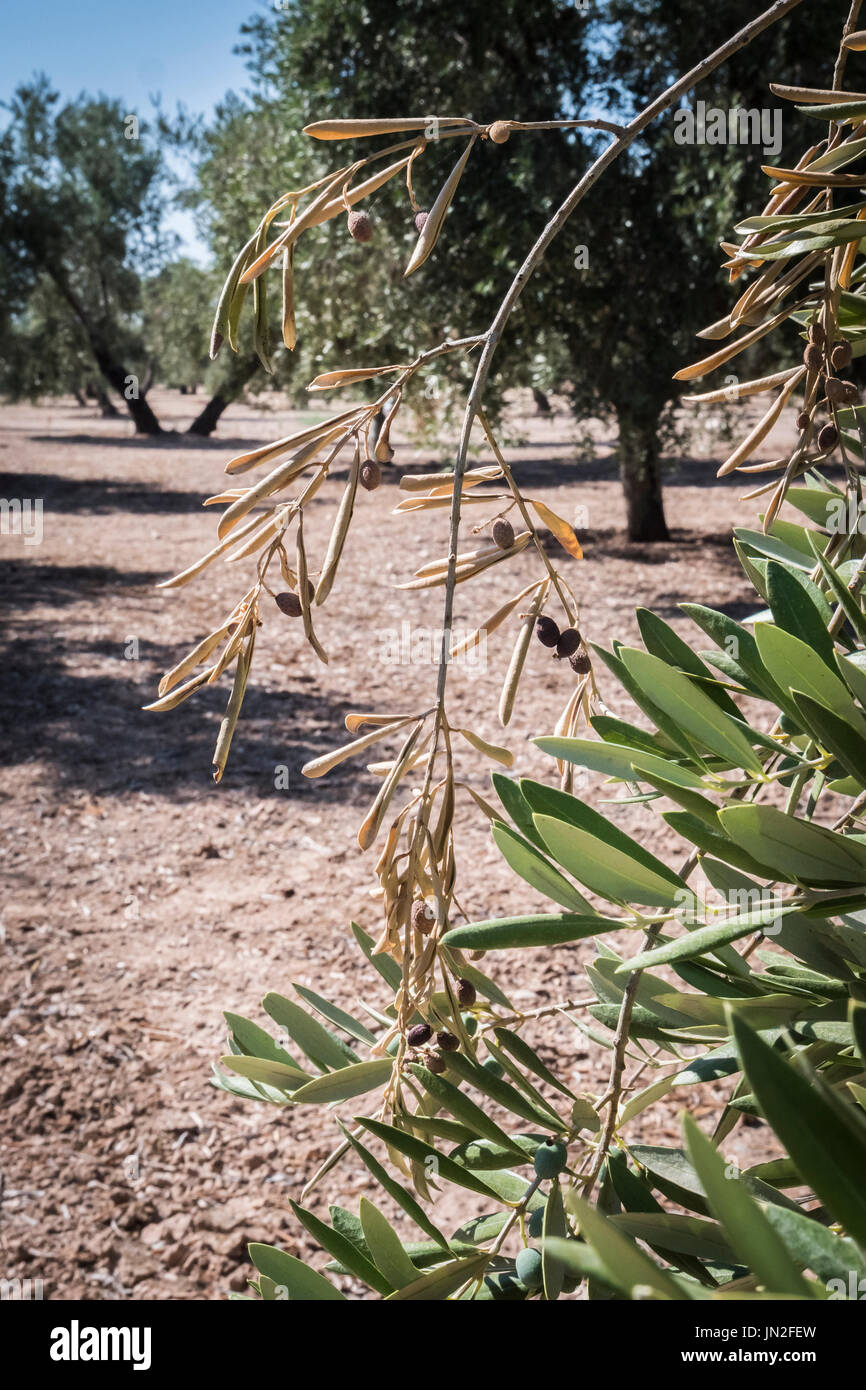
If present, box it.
[831,341,852,371]
[555,628,581,659]
[461,1012,478,1037]
[535,615,560,648]
[796,410,811,432]
[569,646,592,675]
[436,1030,459,1052]
[528,1207,544,1239]
[426,1051,447,1074]
[347,210,373,243]
[456,977,476,1007]
[803,343,824,371]
[492,518,515,550]
[360,460,381,491]
[826,376,847,402]
[515,1247,544,1289]
[414,210,429,233]
[411,899,436,934]
[275,592,303,617]
[818,423,839,453]
[533,1138,569,1179]
[407,1023,432,1047]
[482,1059,504,1078]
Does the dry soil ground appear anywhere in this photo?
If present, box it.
[0,388,796,1299]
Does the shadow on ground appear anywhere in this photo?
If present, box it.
[0,560,371,803]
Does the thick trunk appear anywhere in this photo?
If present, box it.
[86,378,120,418]
[89,345,163,434]
[43,260,163,434]
[187,354,261,437]
[186,391,231,438]
[616,409,670,542]
[532,387,552,416]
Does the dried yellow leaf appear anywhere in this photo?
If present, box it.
[303,118,475,140]
[357,722,425,850]
[316,446,361,605]
[157,512,266,589]
[345,711,415,734]
[528,500,583,559]
[404,138,476,277]
[302,716,416,778]
[224,408,363,476]
[499,581,548,727]
[392,494,495,513]
[456,728,514,768]
[674,302,798,382]
[717,368,805,476]
[398,465,501,492]
[218,438,327,539]
[310,157,413,226]
[448,584,535,658]
[296,511,328,665]
[143,669,214,712]
[308,364,406,392]
[240,165,351,284]
[683,365,802,405]
[212,631,255,784]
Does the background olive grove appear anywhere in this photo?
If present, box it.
[0,0,844,535]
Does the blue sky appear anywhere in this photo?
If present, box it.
[1,0,260,257]
[1,0,255,115]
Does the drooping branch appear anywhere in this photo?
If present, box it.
[436,0,810,704]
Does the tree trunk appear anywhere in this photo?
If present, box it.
[616,408,670,542]
[86,378,120,418]
[88,345,163,434]
[532,387,552,416]
[187,355,261,437]
[42,259,163,434]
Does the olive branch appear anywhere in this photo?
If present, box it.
[149,0,866,1244]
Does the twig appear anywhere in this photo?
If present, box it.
[434,0,809,703]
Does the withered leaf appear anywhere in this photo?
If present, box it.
[527,500,583,559]
[404,138,477,278]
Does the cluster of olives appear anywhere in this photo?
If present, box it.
[405,975,477,1073]
[800,322,858,454]
[536,615,591,673]
[406,1020,459,1074]
[347,207,430,243]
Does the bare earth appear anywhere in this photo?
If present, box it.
[0,388,794,1300]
